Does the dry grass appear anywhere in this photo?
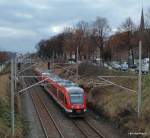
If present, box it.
[0,73,12,137]
[0,70,25,137]
[88,85,137,118]
[0,74,10,102]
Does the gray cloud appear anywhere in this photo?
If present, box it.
[0,0,149,53]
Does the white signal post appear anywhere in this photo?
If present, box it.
[138,40,142,119]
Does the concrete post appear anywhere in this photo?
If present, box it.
[11,59,15,136]
[138,40,142,119]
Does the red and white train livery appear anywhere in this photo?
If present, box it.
[34,68,86,116]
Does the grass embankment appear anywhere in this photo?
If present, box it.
[0,66,27,138]
[78,63,150,137]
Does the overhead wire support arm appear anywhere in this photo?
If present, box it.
[98,76,136,93]
[16,77,49,96]
[98,76,138,78]
[17,75,44,78]
[52,64,76,74]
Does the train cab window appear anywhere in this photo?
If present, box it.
[50,85,57,96]
[69,93,84,104]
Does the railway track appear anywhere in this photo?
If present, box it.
[72,119,105,138]
[24,76,65,138]
[24,70,107,138]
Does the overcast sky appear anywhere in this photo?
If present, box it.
[0,0,149,53]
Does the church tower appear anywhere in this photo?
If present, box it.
[140,8,145,32]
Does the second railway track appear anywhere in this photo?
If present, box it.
[24,76,65,138]
[72,119,105,138]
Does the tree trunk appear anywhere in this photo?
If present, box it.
[149,47,150,71]
[128,48,134,67]
[92,50,94,63]
[99,47,101,67]
[100,46,104,67]
[131,48,134,65]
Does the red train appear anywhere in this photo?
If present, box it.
[34,68,86,116]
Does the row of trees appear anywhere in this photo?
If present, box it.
[37,8,150,68]
[37,17,111,66]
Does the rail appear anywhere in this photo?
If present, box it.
[24,76,65,138]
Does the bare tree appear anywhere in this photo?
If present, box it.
[63,27,75,60]
[145,8,150,28]
[93,17,111,67]
[75,21,90,60]
[118,17,136,66]
[118,17,136,32]
[76,21,89,32]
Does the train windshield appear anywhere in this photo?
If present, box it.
[70,93,84,104]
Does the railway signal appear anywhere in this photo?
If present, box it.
[48,61,50,70]
[17,62,21,70]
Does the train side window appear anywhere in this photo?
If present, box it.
[59,91,64,102]
[51,85,57,96]
[47,83,51,89]
[64,97,67,105]
[54,86,57,96]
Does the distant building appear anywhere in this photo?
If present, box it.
[107,8,148,63]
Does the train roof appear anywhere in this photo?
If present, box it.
[65,86,84,94]
[36,68,83,92]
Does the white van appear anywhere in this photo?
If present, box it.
[135,63,149,74]
[142,64,149,74]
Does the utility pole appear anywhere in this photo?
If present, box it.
[10,56,42,136]
[14,57,17,90]
[138,40,142,119]
[11,59,15,136]
[76,46,79,82]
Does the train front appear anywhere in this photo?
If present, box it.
[66,87,86,116]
